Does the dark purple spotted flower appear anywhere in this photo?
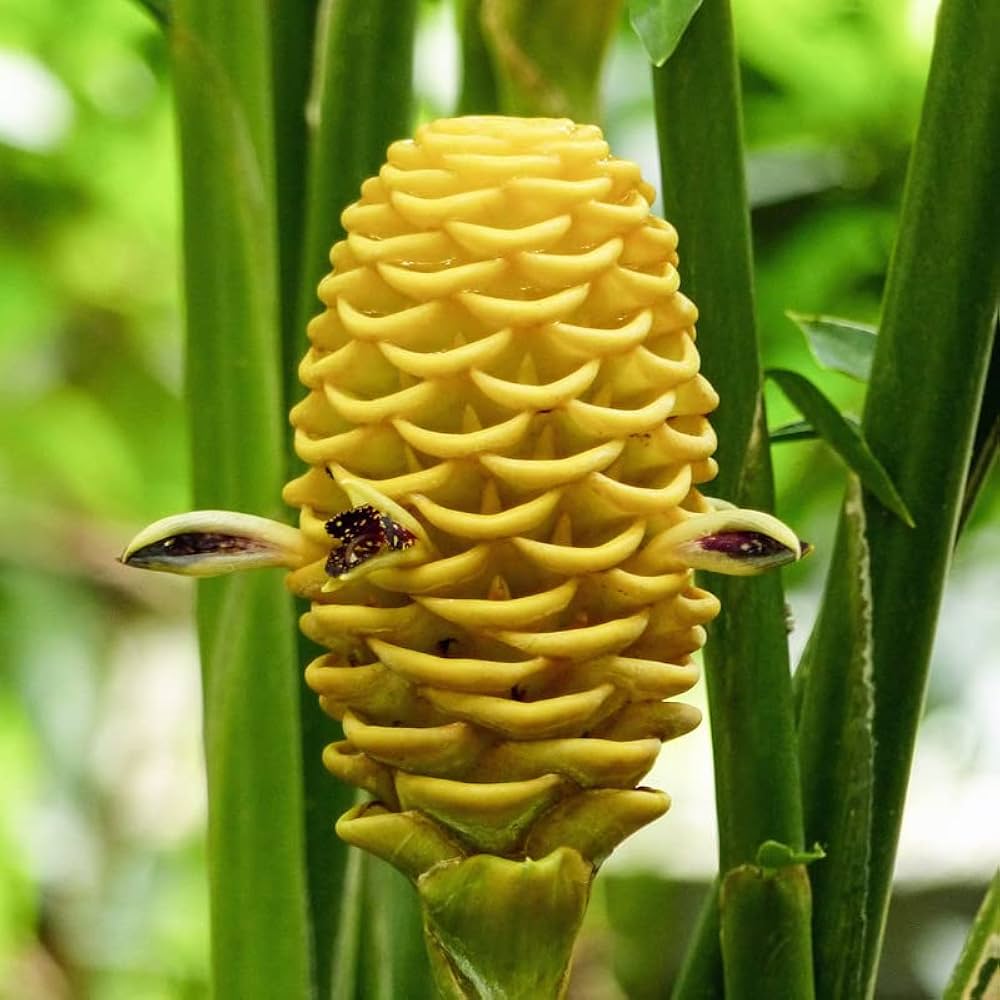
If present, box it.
[324,504,417,577]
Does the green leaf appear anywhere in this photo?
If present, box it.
[771,415,862,444]
[770,419,818,443]
[797,476,876,999]
[629,0,704,67]
[767,368,914,527]
[944,869,1000,1000]
[960,315,1000,533]
[131,0,170,26]
[786,311,877,382]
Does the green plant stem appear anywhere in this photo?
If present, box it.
[651,1,811,996]
[720,864,815,999]
[296,0,418,363]
[299,632,355,1000]
[456,0,500,114]
[838,0,999,989]
[170,2,311,997]
[269,0,319,417]
[294,4,419,995]
[672,887,723,1000]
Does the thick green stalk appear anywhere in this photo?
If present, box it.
[170,3,311,997]
[840,0,998,989]
[295,4,419,995]
[456,0,500,115]
[296,0,418,354]
[651,1,810,995]
[720,864,815,999]
[269,0,320,414]
[672,889,723,1000]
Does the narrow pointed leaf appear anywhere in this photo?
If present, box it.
[767,368,914,526]
[131,0,169,25]
[770,419,818,444]
[944,869,1000,1000]
[959,315,1000,533]
[797,476,876,999]
[771,416,862,444]
[786,311,877,382]
[629,0,704,67]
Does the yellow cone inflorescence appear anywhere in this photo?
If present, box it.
[120,115,809,997]
[282,116,736,866]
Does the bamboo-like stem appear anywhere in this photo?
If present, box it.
[294,4,421,993]
[456,0,500,114]
[720,864,815,998]
[269,0,319,417]
[798,0,1000,994]
[651,1,812,995]
[169,1,311,996]
[296,0,418,355]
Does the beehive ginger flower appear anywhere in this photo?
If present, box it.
[122,115,806,993]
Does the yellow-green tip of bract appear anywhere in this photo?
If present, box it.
[279,116,806,875]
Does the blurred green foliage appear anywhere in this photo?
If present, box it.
[0,0,993,996]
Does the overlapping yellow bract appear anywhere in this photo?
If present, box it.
[283,116,723,867]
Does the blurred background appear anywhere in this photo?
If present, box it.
[0,0,995,997]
